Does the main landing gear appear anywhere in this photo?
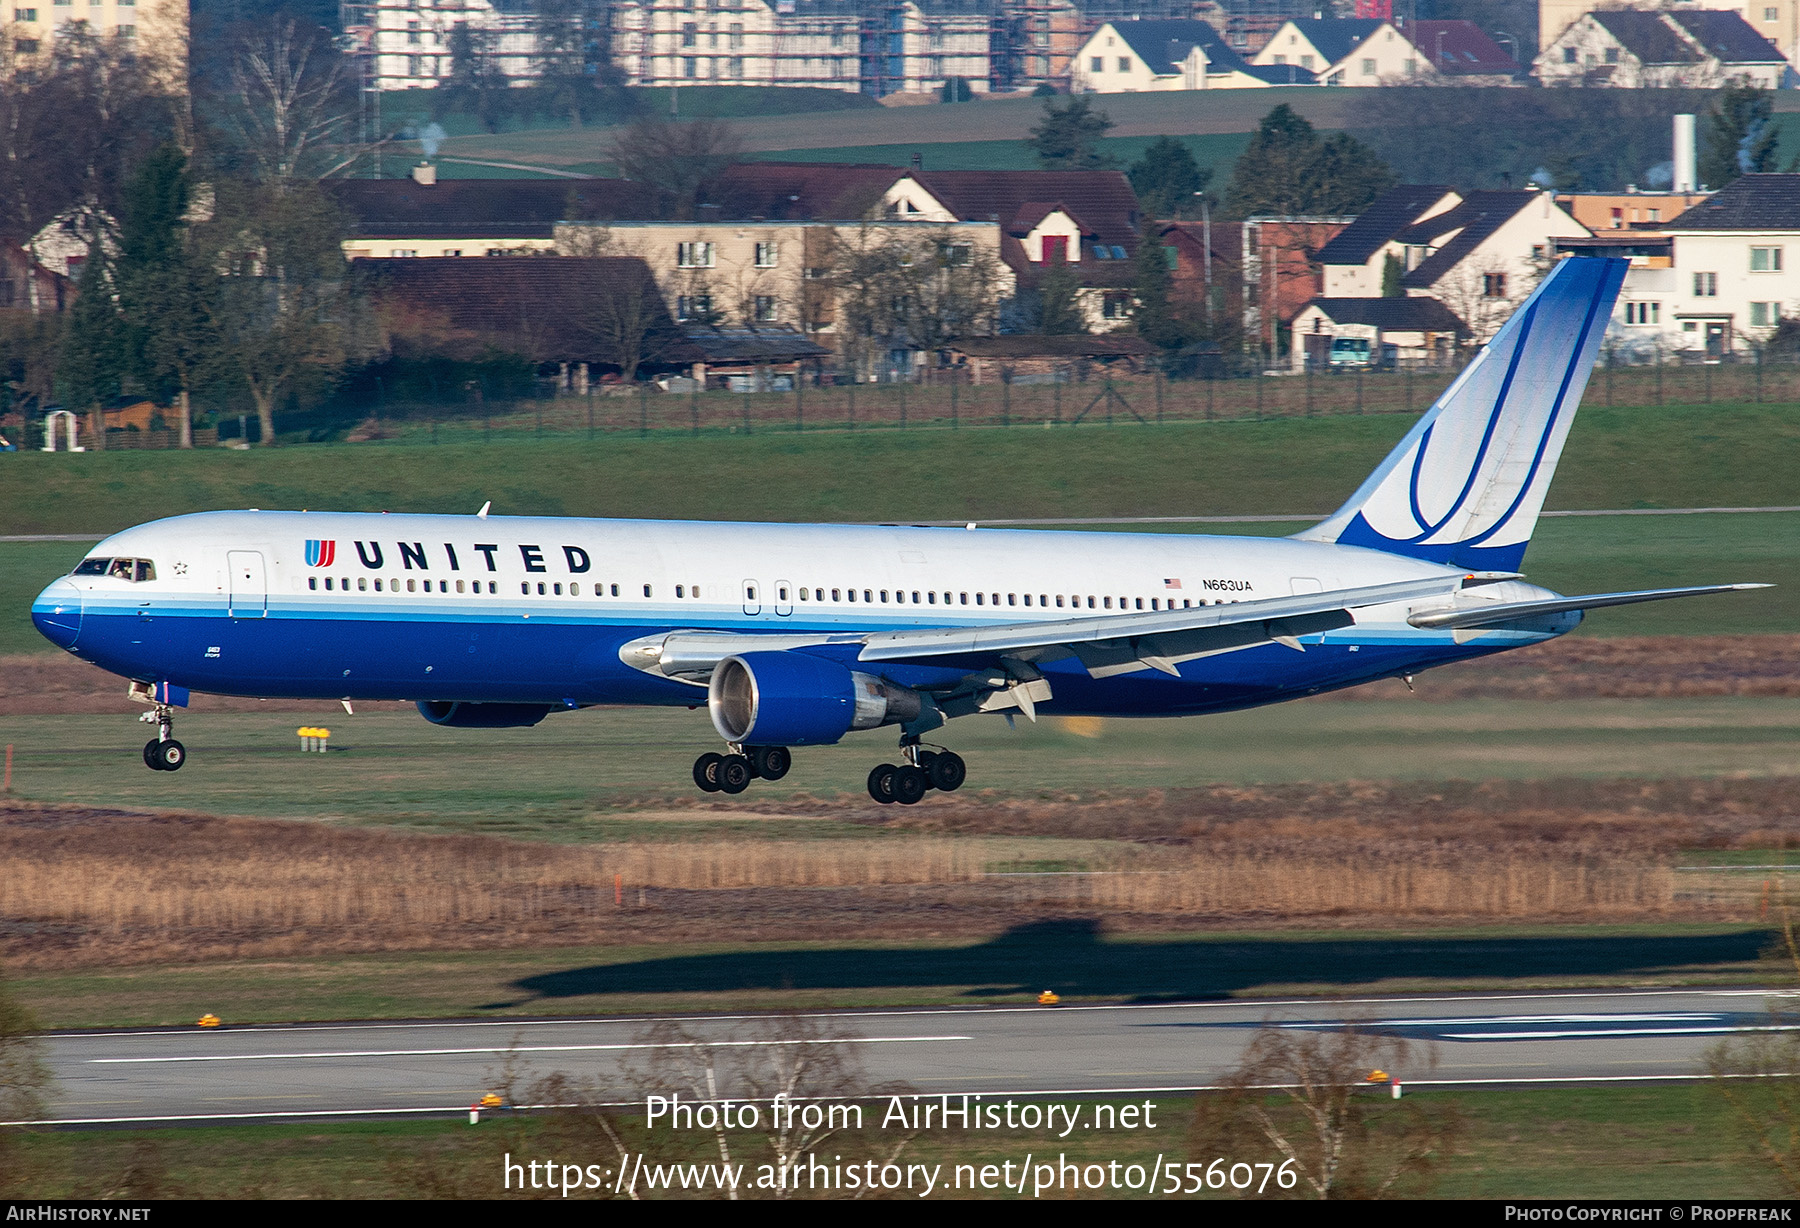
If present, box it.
[693,744,792,795]
[867,744,965,806]
[139,704,187,772]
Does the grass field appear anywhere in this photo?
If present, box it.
[4,698,1798,826]
[430,86,1350,174]
[6,401,1798,529]
[746,131,1255,177]
[423,85,1800,182]
[8,1083,1792,1199]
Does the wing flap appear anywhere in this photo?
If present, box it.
[1406,584,1770,630]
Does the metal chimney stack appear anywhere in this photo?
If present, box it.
[1673,114,1697,193]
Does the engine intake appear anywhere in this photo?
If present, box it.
[708,651,922,746]
[415,701,554,728]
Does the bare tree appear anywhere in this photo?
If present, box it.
[1707,872,1800,1194]
[204,181,349,444]
[1192,1020,1458,1199]
[0,972,52,1195]
[609,118,743,221]
[226,20,354,185]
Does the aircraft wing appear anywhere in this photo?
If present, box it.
[623,577,1461,688]
[857,576,1461,678]
[1405,583,1771,630]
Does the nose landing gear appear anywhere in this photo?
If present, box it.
[139,705,187,772]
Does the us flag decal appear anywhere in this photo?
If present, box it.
[305,540,336,567]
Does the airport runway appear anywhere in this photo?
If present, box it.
[26,988,1796,1125]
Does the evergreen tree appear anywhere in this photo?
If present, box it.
[1132,228,1185,350]
[1222,106,1397,219]
[1381,252,1403,298]
[1036,262,1085,335]
[1298,132,1396,215]
[1027,94,1116,170]
[442,21,511,132]
[116,144,215,448]
[1129,136,1211,220]
[1222,104,1319,217]
[58,252,126,448]
[1701,82,1779,189]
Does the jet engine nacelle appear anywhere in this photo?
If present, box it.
[708,651,922,746]
[415,700,554,728]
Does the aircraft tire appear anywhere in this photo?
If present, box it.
[927,751,966,792]
[718,754,753,794]
[693,752,724,793]
[152,739,187,772]
[867,764,897,804]
[891,765,927,805]
[144,739,166,771]
[752,746,792,781]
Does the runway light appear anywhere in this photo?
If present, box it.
[297,727,332,753]
[1365,1069,1389,1083]
[197,1013,221,1028]
[1037,990,1061,1005]
[481,1091,505,1109]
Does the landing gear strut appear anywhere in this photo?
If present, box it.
[867,743,964,805]
[692,745,790,795]
[139,704,186,772]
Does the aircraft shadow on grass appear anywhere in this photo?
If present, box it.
[504,920,1774,1006]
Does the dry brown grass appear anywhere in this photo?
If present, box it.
[3,777,1788,969]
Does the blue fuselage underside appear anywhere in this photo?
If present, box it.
[54,606,1531,718]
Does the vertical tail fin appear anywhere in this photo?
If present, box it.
[1295,256,1628,572]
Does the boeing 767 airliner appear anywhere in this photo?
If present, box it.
[31,257,1767,803]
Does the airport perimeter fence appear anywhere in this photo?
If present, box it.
[23,349,1800,451]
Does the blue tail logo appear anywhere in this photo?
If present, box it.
[1297,257,1628,573]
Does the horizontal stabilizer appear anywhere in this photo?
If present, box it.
[1406,584,1771,630]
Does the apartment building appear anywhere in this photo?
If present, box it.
[2,0,187,89]
[1582,174,1800,359]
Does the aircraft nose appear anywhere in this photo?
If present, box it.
[32,577,83,650]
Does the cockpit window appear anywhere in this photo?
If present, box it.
[73,557,154,582]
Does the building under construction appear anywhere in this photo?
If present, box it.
[340,0,1315,97]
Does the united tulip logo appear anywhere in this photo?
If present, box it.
[305,540,336,567]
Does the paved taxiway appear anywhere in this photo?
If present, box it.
[26,988,1794,1125]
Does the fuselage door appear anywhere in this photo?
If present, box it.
[774,580,793,617]
[228,550,268,619]
[742,579,762,617]
[1291,577,1323,596]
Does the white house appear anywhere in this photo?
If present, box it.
[1592,174,1800,359]
[1249,17,1425,85]
[1391,189,1592,343]
[1538,0,1800,73]
[1300,186,1592,360]
[1070,18,1314,92]
[1534,9,1790,89]
[1314,184,1464,298]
